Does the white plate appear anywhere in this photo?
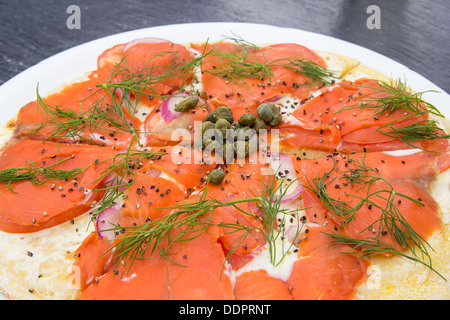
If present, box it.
[0,22,449,300]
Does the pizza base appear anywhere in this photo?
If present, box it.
[0,212,93,300]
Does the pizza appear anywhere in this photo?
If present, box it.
[0,33,449,300]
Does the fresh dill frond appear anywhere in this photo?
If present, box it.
[303,154,444,279]
[377,113,450,153]
[203,35,336,90]
[0,157,85,193]
[338,78,443,118]
[369,79,443,118]
[250,174,304,266]
[106,182,261,274]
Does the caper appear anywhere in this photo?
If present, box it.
[234,140,249,158]
[215,112,234,124]
[222,142,235,164]
[252,118,267,131]
[257,103,275,122]
[201,121,214,136]
[267,111,282,126]
[204,113,217,123]
[203,128,223,142]
[238,113,256,127]
[174,96,199,112]
[202,138,213,149]
[232,120,240,128]
[214,106,234,124]
[204,140,223,153]
[208,169,226,185]
[257,103,282,126]
[247,134,259,155]
[214,106,232,114]
[214,118,231,137]
[236,126,255,142]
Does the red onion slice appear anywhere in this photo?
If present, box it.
[159,92,202,123]
[145,168,162,177]
[123,37,170,53]
[103,174,127,193]
[269,152,302,202]
[96,205,121,241]
[263,94,285,103]
[285,222,321,245]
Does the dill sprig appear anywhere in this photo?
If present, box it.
[337,78,443,118]
[377,113,450,153]
[253,175,304,266]
[107,183,261,274]
[99,49,204,99]
[103,170,306,275]
[203,35,336,89]
[367,79,443,118]
[0,156,84,193]
[35,48,204,147]
[36,85,135,146]
[268,56,336,85]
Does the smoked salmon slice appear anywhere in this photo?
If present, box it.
[102,41,196,98]
[136,145,219,191]
[14,41,197,150]
[192,42,327,119]
[234,270,292,300]
[13,70,140,149]
[279,78,449,154]
[0,139,117,233]
[143,102,209,147]
[287,227,369,300]
[295,150,443,253]
[73,233,115,290]
[79,225,234,300]
[119,172,187,227]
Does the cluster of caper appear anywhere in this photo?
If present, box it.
[199,103,282,165]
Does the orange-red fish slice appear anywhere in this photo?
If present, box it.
[0,140,117,233]
[79,226,233,300]
[234,270,292,300]
[193,42,326,119]
[296,151,442,252]
[287,227,369,300]
[280,78,449,153]
[119,172,186,227]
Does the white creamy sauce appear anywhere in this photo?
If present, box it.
[187,47,204,95]
[231,198,307,282]
[232,242,298,282]
[0,126,13,149]
[430,169,450,223]
[0,212,94,299]
[382,149,423,157]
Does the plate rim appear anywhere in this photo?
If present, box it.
[0,22,448,125]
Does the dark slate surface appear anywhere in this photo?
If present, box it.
[0,0,449,92]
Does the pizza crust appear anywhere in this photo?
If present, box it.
[315,50,360,78]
